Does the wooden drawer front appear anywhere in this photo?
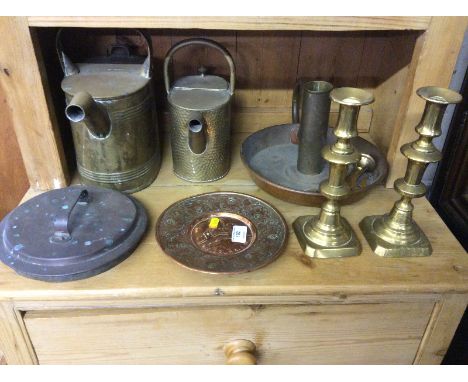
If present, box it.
[24,302,433,364]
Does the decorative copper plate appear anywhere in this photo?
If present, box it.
[156,192,287,274]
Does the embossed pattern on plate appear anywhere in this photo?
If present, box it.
[155,192,287,274]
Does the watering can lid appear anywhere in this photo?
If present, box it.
[61,63,150,100]
[168,73,231,110]
[58,29,153,100]
[0,185,147,282]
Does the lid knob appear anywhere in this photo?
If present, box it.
[198,66,208,77]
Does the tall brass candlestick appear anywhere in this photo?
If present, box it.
[293,87,374,258]
[360,86,462,257]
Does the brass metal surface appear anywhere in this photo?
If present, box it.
[360,86,462,257]
[164,38,235,182]
[155,192,287,274]
[59,29,161,193]
[65,91,110,138]
[293,87,374,258]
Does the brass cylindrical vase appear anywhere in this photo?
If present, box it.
[360,86,462,257]
[293,87,374,258]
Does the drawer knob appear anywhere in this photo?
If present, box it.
[223,339,256,365]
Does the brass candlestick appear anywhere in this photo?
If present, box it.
[293,87,374,258]
[360,86,462,257]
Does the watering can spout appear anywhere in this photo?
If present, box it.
[188,116,207,154]
[65,92,111,138]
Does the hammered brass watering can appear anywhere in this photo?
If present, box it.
[58,29,161,193]
[164,38,235,182]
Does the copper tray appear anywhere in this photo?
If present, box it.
[241,123,388,206]
[156,192,287,274]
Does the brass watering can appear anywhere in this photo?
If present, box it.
[164,38,235,182]
[58,29,161,193]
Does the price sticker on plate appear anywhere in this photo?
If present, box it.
[208,217,220,229]
[231,225,248,244]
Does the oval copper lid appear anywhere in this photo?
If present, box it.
[156,192,287,274]
[61,63,149,99]
[0,185,147,282]
[168,74,231,111]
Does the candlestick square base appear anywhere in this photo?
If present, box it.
[293,215,361,258]
[359,215,432,257]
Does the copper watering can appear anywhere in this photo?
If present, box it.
[164,38,235,182]
[58,29,161,193]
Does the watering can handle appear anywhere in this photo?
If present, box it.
[164,38,235,95]
[56,28,153,78]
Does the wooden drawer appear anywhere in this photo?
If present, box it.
[24,302,433,364]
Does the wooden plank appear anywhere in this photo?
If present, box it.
[295,30,372,132]
[13,293,441,311]
[0,17,68,190]
[0,82,29,219]
[27,16,431,31]
[0,134,467,302]
[363,32,420,156]
[24,302,433,364]
[235,31,301,108]
[0,302,37,364]
[386,17,468,186]
[414,294,468,364]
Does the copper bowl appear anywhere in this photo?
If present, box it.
[241,123,388,206]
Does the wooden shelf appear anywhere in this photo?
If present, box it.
[1,17,467,365]
[8,132,468,304]
[27,16,431,31]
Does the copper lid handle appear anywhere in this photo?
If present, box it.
[223,339,257,365]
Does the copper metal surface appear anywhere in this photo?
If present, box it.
[156,192,287,274]
[191,213,257,256]
[241,123,387,206]
[0,185,147,282]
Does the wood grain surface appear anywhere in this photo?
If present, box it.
[0,84,29,219]
[27,16,432,31]
[1,132,467,302]
[25,302,433,364]
[386,17,468,186]
[0,15,466,367]
[0,17,69,190]
[0,302,37,364]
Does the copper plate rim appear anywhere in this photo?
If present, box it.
[155,191,288,275]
